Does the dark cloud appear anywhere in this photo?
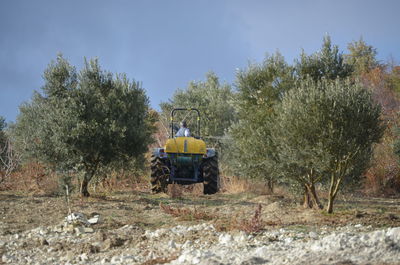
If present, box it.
[1,0,399,122]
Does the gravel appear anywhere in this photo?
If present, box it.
[0,220,399,265]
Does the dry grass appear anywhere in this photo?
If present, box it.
[364,140,400,196]
[167,183,204,198]
[93,173,148,194]
[221,175,273,195]
[142,253,179,265]
[215,204,266,233]
[236,204,265,233]
[220,175,252,193]
[167,183,184,198]
[3,162,58,195]
[1,161,148,196]
[159,202,215,221]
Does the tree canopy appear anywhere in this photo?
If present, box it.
[228,52,295,189]
[160,72,236,143]
[345,37,379,75]
[273,78,383,212]
[296,35,353,81]
[12,55,155,196]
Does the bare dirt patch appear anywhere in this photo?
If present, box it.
[1,190,399,235]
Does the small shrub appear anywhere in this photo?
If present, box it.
[57,173,74,195]
[215,204,266,233]
[159,202,215,221]
[235,204,264,233]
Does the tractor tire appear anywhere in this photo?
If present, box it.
[150,155,168,193]
[203,156,219,195]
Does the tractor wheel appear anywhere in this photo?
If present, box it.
[203,156,219,195]
[150,155,168,193]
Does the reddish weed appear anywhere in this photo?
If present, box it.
[235,204,265,233]
[159,202,215,221]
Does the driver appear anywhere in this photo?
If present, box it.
[175,120,190,137]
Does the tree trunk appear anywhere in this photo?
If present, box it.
[308,184,323,209]
[302,185,312,208]
[303,183,323,209]
[79,163,99,197]
[327,194,334,213]
[267,179,274,194]
[80,177,90,197]
[326,172,343,214]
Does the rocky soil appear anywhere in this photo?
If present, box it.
[0,190,399,264]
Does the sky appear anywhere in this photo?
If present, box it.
[1,0,400,123]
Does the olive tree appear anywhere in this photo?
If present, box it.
[296,35,353,81]
[273,78,383,212]
[160,72,236,146]
[12,55,154,196]
[228,52,295,191]
[345,37,379,76]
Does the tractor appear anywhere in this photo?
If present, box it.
[150,108,219,194]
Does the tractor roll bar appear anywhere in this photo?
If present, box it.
[171,108,200,137]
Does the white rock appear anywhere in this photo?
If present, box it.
[192,256,201,264]
[182,240,193,249]
[360,234,370,242]
[147,251,156,260]
[309,231,318,239]
[111,256,121,263]
[80,253,89,262]
[53,225,63,233]
[254,246,268,256]
[168,240,177,249]
[178,252,188,263]
[218,233,233,245]
[2,254,14,263]
[354,224,363,228]
[39,228,48,235]
[84,227,94,233]
[386,227,400,242]
[284,237,293,244]
[370,230,384,242]
[122,255,136,262]
[74,227,85,235]
[66,212,90,226]
[234,231,247,242]
[88,215,101,224]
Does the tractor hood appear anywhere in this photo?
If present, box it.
[165,137,206,155]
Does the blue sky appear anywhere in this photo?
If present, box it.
[1,0,400,123]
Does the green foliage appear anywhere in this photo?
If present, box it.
[12,55,154,196]
[273,77,383,212]
[0,116,7,174]
[0,116,5,149]
[160,72,236,143]
[57,172,74,195]
[228,52,295,186]
[345,37,379,75]
[296,35,353,81]
[386,65,400,94]
[0,116,5,131]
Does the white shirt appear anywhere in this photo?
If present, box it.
[176,127,190,137]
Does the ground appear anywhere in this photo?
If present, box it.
[0,187,399,264]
